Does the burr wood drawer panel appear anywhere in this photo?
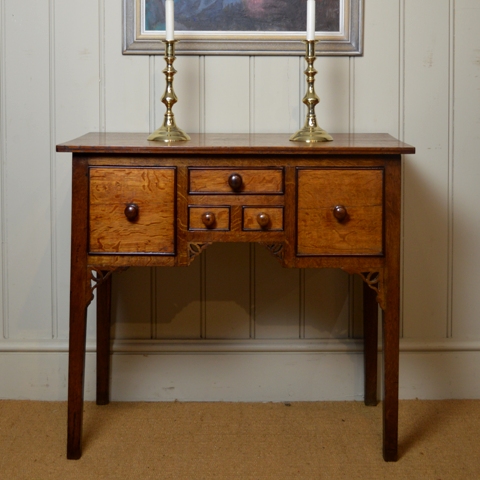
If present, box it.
[89,167,176,254]
[296,168,384,256]
[188,168,284,194]
[243,207,284,231]
[188,206,230,231]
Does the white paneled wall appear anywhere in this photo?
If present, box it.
[1,0,480,401]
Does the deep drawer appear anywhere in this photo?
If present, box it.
[89,167,175,254]
[297,168,384,256]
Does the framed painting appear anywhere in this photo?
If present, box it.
[123,0,363,55]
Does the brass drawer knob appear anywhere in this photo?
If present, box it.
[228,173,243,191]
[124,203,139,221]
[256,212,270,228]
[201,211,216,228]
[333,205,347,222]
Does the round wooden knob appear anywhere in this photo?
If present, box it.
[257,212,270,228]
[228,173,243,191]
[124,203,139,221]
[201,211,216,228]
[333,205,347,222]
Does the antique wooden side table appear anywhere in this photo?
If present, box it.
[57,133,415,461]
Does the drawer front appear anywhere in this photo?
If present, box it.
[89,167,175,254]
[297,169,383,255]
[189,206,230,231]
[243,207,284,231]
[189,168,283,194]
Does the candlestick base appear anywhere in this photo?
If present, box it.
[147,124,190,142]
[289,125,333,143]
[290,40,333,144]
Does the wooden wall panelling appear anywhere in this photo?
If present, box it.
[252,56,301,133]
[304,269,350,339]
[0,0,6,337]
[4,1,53,339]
[205,243,251,339]
[314,56,350,133]
[104,0,150,132]
[111,269,152,340]
[452,0,480,338]
[204,56,250,133]
[402,0,450,338]
[353,0,400,135]
[54,0,101,340]
[155,258,203,339]
[253,245,301,339]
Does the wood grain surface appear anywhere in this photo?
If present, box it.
[57,133,415,155]
[297,169,384,255]
[89,167,175,254]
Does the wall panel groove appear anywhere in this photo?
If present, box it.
[399,0,406,338]
[446,0,455,338]
[403,0,451,339]
[0,0,8,339]
[99,0,106,132]
[49,0,58,339]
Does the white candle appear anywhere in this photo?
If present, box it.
[307,0,315,41]
[165,0,174,41]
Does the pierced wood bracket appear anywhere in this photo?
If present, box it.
[358,270,385,310]
[260,243,285,264]
[86,267,128,306]
[188,242,212,261]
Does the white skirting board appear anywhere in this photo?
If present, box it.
[1,345,480,401]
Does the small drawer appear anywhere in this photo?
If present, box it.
[189,168,283,194]
[297,168,384,256]
[89,167,175,254]
[188,206,230,231]
[243,207,284,231]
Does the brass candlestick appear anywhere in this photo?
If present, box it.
[290,40,332,143]
[148,40,190,142]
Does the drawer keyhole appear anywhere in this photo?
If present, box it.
[228,173,243,191]
[124,203,139,221]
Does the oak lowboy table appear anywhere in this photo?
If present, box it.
[57,133,415,461]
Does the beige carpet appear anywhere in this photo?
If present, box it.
[0,399,479,479]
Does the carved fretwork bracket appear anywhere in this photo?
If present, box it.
[86,267,128,306]
[260,243,285,264]
[188,242,212,261]
[358,270,385,310]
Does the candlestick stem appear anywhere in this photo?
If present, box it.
[290,41,332,143]
[148,41,190,142]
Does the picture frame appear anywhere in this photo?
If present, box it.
[123,0,363,56]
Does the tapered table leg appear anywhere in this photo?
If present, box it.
[67,157,89,460]
[363,282,379,406]
[382,159,401,462]
[96,272,112,405]
[382,278,400,462]
[67,276,89,460]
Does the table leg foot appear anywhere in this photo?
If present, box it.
[96,271,112,406]
[363,281,379,406]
